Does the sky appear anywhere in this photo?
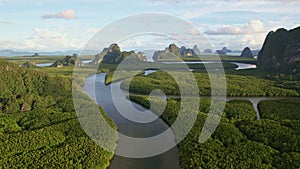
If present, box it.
[0,0,299,52]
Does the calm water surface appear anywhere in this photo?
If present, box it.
[80,61,288,168]
[82,74,180,169]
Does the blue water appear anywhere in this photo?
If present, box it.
[36,63,52,67]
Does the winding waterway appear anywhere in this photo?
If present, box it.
[230,62,257,70]
[82,74,180,169]
[81,61,294,168]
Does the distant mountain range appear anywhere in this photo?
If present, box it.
[1,47,261,58]
[0,49,82,57]
[151,43,260,61]
[0,49,105,57]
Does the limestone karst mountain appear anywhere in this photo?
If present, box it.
[258,26,300,73]
[153,44,199,61]
[92,44,146,64]
[240,47,254,58]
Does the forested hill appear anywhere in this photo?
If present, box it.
[0,60,71,114]
[258,26,300,73]
[92,43,147,64]
[0,60,117,168]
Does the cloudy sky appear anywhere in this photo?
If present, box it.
[0,0,299,51]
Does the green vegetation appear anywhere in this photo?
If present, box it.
[32,66,76,78]
[265,73,300,95]
[2,44,300,169]
[0,55,65,65]
[224,100,257,121]
[122,70,299,96]
[101,61,240,85]
[0,60,117,168]
[237,119,299,153]
[0,60,71,114]
[50,54,79,67]
[259,99,300,121]
[226,74,298,96]
[21,61,38,68]
[105,70,145,85]
[129,95,300,169]
[1,55,94,65]
[181,55,257,64]
[0,109,117,168]
[98,60,239,73]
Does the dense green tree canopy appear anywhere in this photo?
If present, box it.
[0,60,117,168]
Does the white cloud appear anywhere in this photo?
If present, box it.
[21,28,83,51]
[119,39,143,50]
[187,27,200,35]
[267,18,300,31]
[205,25,243,35]
[240,33,266,49]
[0,39,19,49]
[180,0,300,21]
[42,9,77,19]
[55,10,76,19]
[205,19,300,50]
[203,20,270,49]
[204,20,266,35]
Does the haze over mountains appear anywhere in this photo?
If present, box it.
[84,25,300,74]
[5,26,300,74]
